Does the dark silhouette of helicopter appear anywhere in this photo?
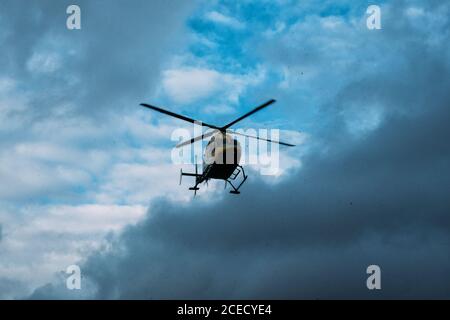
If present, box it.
[140,99,295,195]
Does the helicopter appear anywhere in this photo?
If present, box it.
[140,99,295,195]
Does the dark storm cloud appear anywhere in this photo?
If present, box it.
[0,278,27,299]
[29,1,450,299]
[75,94,450,299]
[31,57,450,299]
[0,0,194,119]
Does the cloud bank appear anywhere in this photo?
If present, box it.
[30,0,450,299]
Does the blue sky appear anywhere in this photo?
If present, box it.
[1,0,450,299]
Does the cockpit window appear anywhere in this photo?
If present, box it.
[207,136,215,147]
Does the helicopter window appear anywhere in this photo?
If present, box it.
[207,136,215,147]
[211,148,215,157]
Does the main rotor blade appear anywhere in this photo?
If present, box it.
[176,130,217,148]
[228,130,295,147]
[221,99,276,130]
[140,103,221,130]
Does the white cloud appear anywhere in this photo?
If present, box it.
[0,204,146,298]
[190,33,217,49]
[203,104,236,115]
[162,68,222,104]
[263,21,286,38]
[405,7,425,17]
[0,151,91,201]
[94,163,190,204]
[237,129,307,179]
[27,204,147,234]
[26,52,62,74]
[0,98,197,297]
[162,66,266,105]
[0,77,30,131]
[320,16,344,29]
[0,77,16,93]
[205,11,245,29]
[0,0,199,299]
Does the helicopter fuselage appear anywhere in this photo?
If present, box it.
[201,132,242,181]
[140,99,294,194]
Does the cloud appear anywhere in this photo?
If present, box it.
[2,0,450,300]
[0,0,196,120]
[0,278,27,299]
[30,93,450,298]
[0,106,196,298]
[27,204,147,234]
[0,149,91,201]
[202,104,236,115]
[205,11,245,29]
[162,68,223,104]
[28,0,450,299]
[0,204,147,299]
[65,98,450,298]
[162,66,266,105]
[94,163,190,204]
[0,0,197,298]
[26,52,62,74]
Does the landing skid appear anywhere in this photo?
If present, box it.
[226,165,248,195]
[181,158,203,196]
[181,164,248,196]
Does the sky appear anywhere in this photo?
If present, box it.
[0,0,450,299]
